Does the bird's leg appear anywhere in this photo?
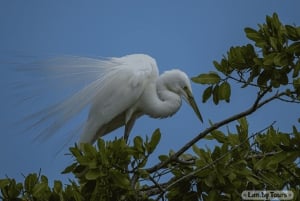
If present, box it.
[124,117,136,143]
[124,116,139,197]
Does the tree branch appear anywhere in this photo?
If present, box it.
[246,151,282,160]
[146,88,285,173]
[164,122,275,192]
[228,74,264,88]
[142,122,276,198]
[148,175,165,196]
[277,96,300,103]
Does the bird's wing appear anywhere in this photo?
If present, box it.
[17,54,158,144]
[80,54,159,143]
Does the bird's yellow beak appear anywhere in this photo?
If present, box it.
[184,87,203,123]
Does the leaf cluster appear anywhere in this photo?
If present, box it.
[0,173,80,201]
[1,122,299,201]
[165,118,300,201]
[1,130,161,201]
[192,13,300,103]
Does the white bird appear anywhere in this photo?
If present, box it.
[19,54,203,145]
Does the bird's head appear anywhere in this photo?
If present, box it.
[159,69,203,122]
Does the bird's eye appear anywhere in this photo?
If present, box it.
[183,86,188,90]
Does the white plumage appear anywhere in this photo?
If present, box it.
[19,54,203,145]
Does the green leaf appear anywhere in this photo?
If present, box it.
[24,173,38,194]
[77,156,97,168]
[272,13,280,24]
[213,84,219,104]
[70,146,82,158]
[273,53,288,67]
[213,60,228,74]
[204,134,215,140]
[254,157,270,170]
[85,169,101,180]
[204,174,215,188]
[228,172,236,182]
[269,37,279,51]
[40,175,48,184]
[147,129,161,154]
[227,134,241,147]
[61,162,78,174]
[195,165,211,177]
[191,72,221,84]
[138,157,148,168]
[257,70,271,86]
[158,154,169,162]
[237,117,248,142]
[234,166,252,176]
[278,72,289,85]
[266,152,287,169]
[53,180,62,193]
[211,147,222,162]
[169,149,175,156]
[82,143,97,157]
[206,190,218,201]
[246,175,260,185]
[216,172,225,185]
[292,125,299,134]
[97,138,106,154]
[292,61,300,78]
[137,169,149,179]
[109,170,130,189]
[263,53,277,66]
[213,60,222,71]
[243,65,261,88]
[285,25,300,41]
[32,182,49,198]
[237,117,248,131]
[271,79,280,88]
[193,145,211,162]
[133,136,144,153]
[72,190,83,201]
[244,27,262,42]
[180,153,194,161]
[202,86,212,103]
[288,42,300,56]
[293,77,300,90]
[218,82,231,102]
[0,179,10,188]
[228,46,246,69]
[211,130,227,143]
[0,179,21,198]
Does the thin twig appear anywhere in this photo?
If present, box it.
[277,96,300,103]
[246,151,282,160]
[148,176,165,195]
[228,74,264,88]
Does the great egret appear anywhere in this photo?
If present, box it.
[20,54,203,145]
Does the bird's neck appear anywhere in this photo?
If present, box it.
[140,82,182,118]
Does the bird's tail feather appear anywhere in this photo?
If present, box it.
[13,56,122,147]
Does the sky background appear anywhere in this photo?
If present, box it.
[1,1,300,184]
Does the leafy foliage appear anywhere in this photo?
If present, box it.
[1,13,300,201]
[0,173,81,201]
[192,13,300,103]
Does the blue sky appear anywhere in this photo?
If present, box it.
[1,1,300,184]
